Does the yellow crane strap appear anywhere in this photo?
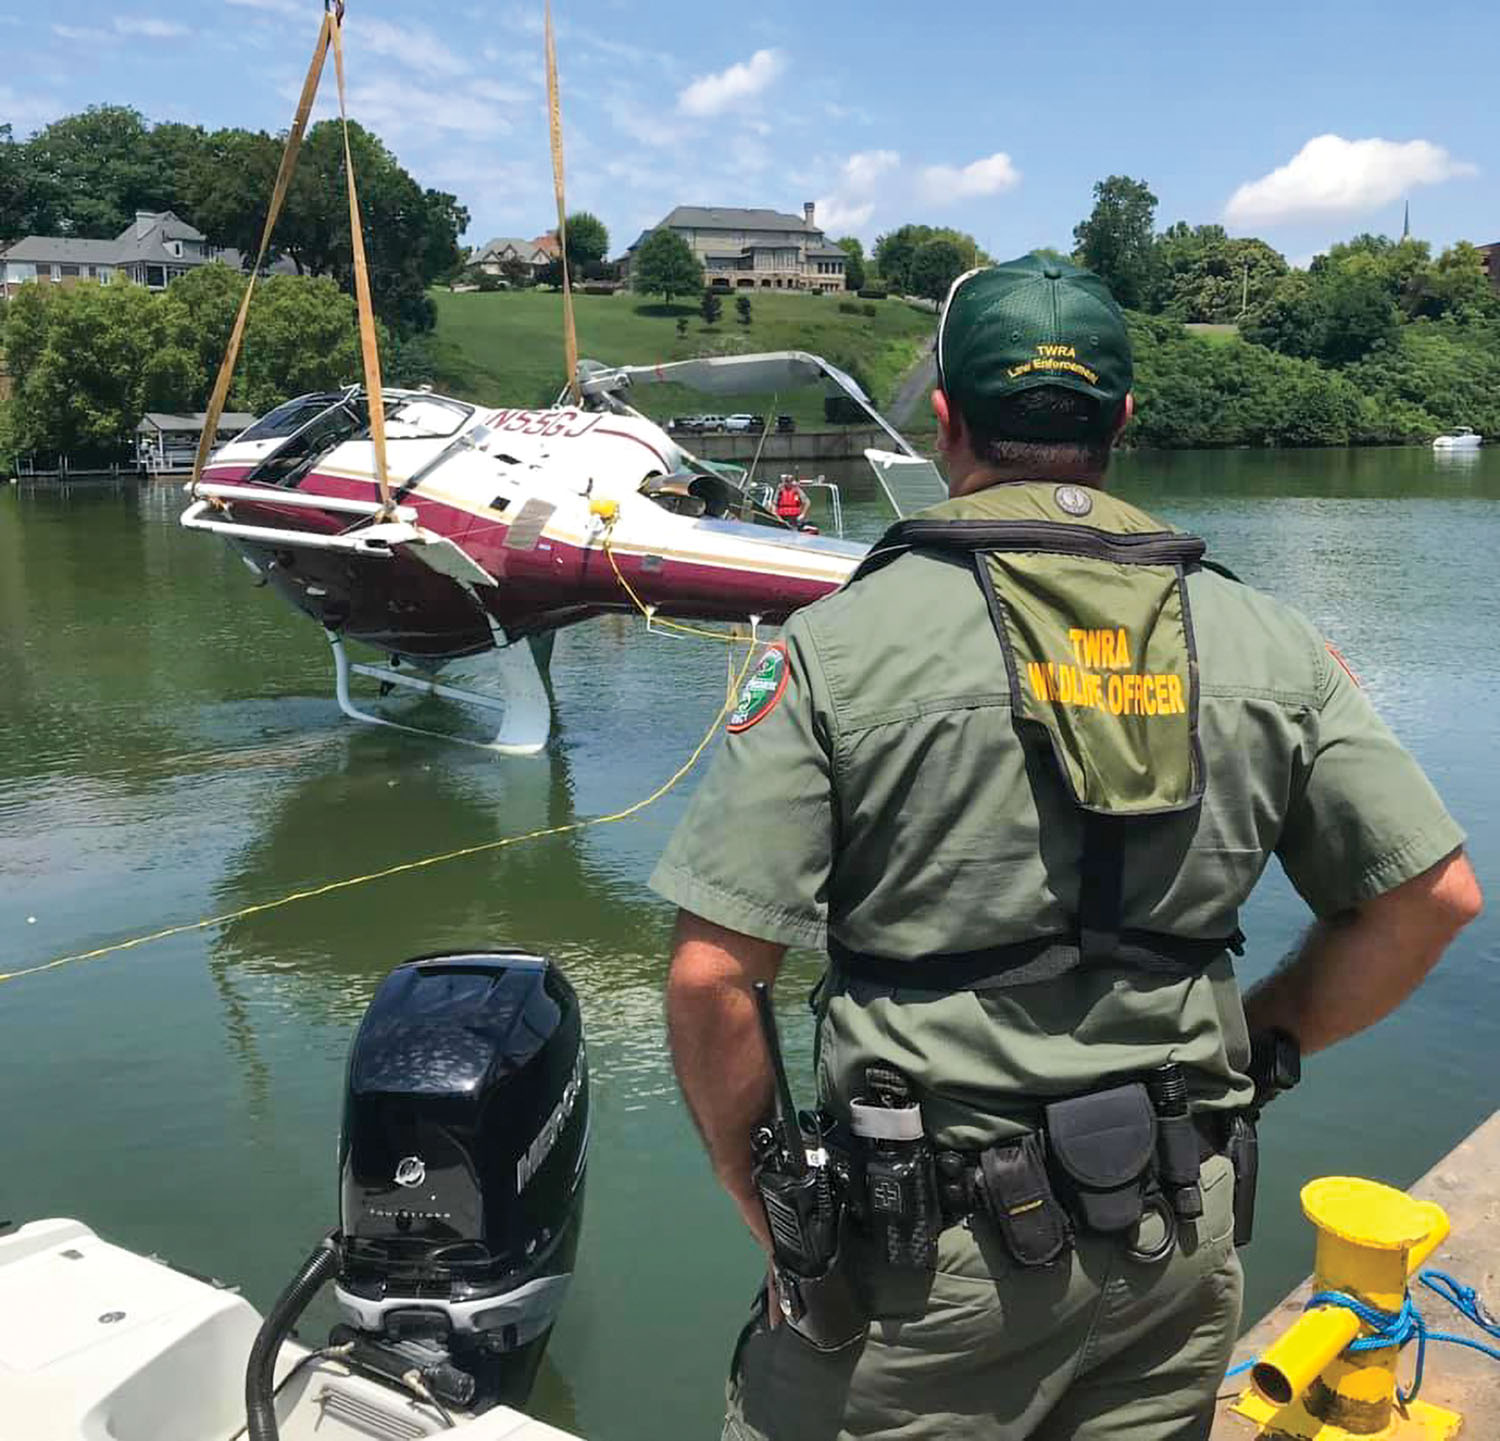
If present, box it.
[546,0,581,407]
[329,0,392,512]
[190,7,332,496]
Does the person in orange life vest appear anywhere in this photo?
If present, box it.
[773,478,809,525]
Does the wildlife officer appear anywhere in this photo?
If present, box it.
[653,253,1481,1441]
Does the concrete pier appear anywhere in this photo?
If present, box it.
[670,426,887,463]
[1213,1109,1500,1437]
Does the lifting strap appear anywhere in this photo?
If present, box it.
[190,0,391,515]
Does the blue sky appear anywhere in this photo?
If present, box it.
[3,0,1493,265]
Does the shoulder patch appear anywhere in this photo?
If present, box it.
[728,641,790,732]
[1326,642,1362,688]
[1053,484,1094,517]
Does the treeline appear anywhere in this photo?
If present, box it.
[1077,177,1499,446]
[0,265,435,460]
[0,106,467,333]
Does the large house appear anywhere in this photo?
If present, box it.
[470,233,558,280]
[623,204,847,293]
[1480,242,1500,294]
[1,211,244,299]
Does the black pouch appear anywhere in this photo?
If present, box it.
[975,1132,1071,1266]
[1044,1083,1158,1234]
[1225,1113,1259,1248]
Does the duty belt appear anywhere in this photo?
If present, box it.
[829,928,1244,992]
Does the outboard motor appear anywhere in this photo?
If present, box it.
[244,951,588,1440]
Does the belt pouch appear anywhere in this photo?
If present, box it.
[1226,1114,1259,1247]
[976,1133,1071,1266]
[1044,1084,1158,1234]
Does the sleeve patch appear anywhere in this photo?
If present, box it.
[728,641,790,732]
[1326,642,1362,688]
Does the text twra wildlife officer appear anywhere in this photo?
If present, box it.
[653,255,1482,1441]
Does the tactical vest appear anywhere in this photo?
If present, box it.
[833,481,1242,989]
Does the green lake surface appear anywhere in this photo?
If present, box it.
[2,445,1497,1437]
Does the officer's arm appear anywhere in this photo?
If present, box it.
[1244,847,1480,1054]
[1257,644,1481,1054]
[666,909,784,1252]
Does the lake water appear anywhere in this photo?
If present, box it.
[2,446,1497,1439]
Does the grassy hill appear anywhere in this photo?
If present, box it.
[426,289,935,427]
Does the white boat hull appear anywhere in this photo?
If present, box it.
[0,1220,581,1441]
[1433,435,1482,450]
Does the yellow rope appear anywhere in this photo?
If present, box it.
[329,0,392,513]
[600,524,761,646]
[0,648,756,987]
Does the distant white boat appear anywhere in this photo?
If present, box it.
[1433,427,1483,451]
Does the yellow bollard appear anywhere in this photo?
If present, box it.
[1231,1177,1461,1440]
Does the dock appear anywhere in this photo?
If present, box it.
[1213,1109,1500,1437]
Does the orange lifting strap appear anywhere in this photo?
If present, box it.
[190,0,391,513]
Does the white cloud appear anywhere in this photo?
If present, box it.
[356,18,467,79]
[677,49,783,117]
[52,23,114,41]
[224,0,302,15]
[919,151,1021,203]
[1225,134,1477,227]
[115,16,190,36]
[814,149,900,235]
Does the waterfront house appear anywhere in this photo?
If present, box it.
[621,204,847,294]
[1,211,243,298]
[1480,242,1500,295]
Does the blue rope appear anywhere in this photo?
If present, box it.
[1223,1268,1500,1403]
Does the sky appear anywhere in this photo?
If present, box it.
[3,0,1494,266]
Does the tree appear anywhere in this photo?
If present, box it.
[261,120,467,332]
[1073,175,1158,309]
[1422,243,1499,320]
[23,106,180,237]
[534,257,564,289]
[184,128,284,263]
[0,268,368,453]
[908,238,966,302]
[633,227,702,304]
[1318,270,1400,366]
[699,289,722,326]
[874,224,987,292]
[835,236,866,292]
[675,315,689,340]
[1150,225,1288,322]
[560,211,609,275]
[2,280,169,453]
[0,125,27,245]
[1241,273,1326,360]
[736,294,753,326]
[501,256,532,289]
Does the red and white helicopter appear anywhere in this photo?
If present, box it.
[180,353,947,752]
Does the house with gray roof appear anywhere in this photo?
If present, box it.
[623,203,846,293]
[469,235,554,281]
[1,211,245,299]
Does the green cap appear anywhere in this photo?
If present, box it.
[936,253,1133,440]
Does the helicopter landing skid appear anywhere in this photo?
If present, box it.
[326,631,551,756]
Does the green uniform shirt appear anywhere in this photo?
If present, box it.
[651,482,1464,1147]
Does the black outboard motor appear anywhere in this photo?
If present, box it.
[244,951,588,1440]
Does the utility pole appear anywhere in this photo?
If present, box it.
[1240,257,1250,318]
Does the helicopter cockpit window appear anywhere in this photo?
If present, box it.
[245,397,367,489]
[380,395,472,439]
[237,393,344,443]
